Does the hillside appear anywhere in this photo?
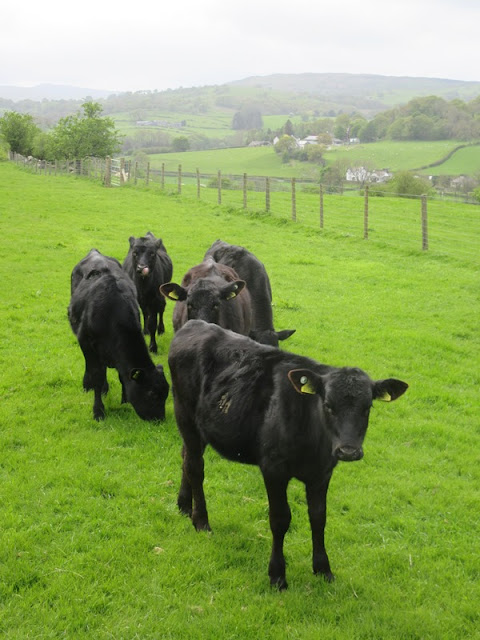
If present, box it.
[3,73,480,119]
[229,73,480,107]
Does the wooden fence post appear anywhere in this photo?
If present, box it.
[178,164,182,194]
[218,170,222,205]
[243,173,247,209]
[104,157,112,187]
[146,162,150,185]
[422,195,429,250]
[364,185,369,239]
[291,178,296,222]
[161,163,165,189]
[320,185,324,228]
[196,168,200,198]
[265,177,270,212]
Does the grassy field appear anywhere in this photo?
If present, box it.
[1,162,479,638]
[148,146,303,178]
[143,140,479,179]
[422,144,480,176]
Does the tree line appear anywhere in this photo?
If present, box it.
[0,102,121,160]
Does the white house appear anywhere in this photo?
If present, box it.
[346,167,392,183]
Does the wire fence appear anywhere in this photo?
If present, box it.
[9,152,480,266]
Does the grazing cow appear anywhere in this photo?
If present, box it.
[123,232,173,353]
[68,249,169,421]
[168,320,408,589]
[160,257,252,336]
[204,239,295,346]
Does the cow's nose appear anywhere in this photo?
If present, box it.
[336,446,364,461]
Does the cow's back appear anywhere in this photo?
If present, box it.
[169,321,308,465]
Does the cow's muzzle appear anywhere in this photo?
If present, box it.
[335,445,364,462]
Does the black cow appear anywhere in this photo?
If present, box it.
[204,239,295,347]
[168,320,408,589]
[123,232,173,353]
[68,249,169,421]
[160,257,252,336]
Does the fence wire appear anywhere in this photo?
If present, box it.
[9,153,479,266]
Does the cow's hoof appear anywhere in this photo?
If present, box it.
[270,576,288,591]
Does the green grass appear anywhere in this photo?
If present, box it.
[144,140,478,181]
[421,144,480,176]
[1,162,479,638]
[148,146,303,178]
[323,140,464,172]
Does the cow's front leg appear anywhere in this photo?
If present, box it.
[183,439,210,532]
[146,308,158,354]
[263,473,291,590]
[306,479,334,582]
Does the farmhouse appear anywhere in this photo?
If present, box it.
[346,167,392,183]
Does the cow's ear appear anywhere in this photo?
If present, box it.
[130,368,145,382]
[288,369,320,395]
[128,236,135,248]
[222,280,246,301]
[160,282,187,301]
[277,329,296,342]
[373,378,408,402]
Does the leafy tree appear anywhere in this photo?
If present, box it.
[0,111,40,155]
[50,101,122,159]
[472,187,480,203]
[273,135,298,155]
[172,136,190,152]
[375,171,433,198]
[283,119,294,135]
[231,106,263,131]
[333,114,351,141]
[305,144,325,165]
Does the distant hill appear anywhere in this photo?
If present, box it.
[228,73,480,107]
[0,83,117,101]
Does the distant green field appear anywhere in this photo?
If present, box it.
[323,140,462,172]
[419,144,480,176]
[148,147,305,178]
[114,111,303,140]
[143,140,475,179]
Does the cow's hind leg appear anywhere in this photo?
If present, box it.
[263,473,291,590]
[306,479,334,582]
[79,345,107,420]
[177,444,193,517]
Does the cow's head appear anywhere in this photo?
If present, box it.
[288,367,408,461]
[129,236,157,277]
[127,364,169,421]
[161,278,246,324]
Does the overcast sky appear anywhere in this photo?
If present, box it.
[2,0,480,92]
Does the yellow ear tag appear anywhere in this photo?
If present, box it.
[225,289,237,300]
[380,391,391,402]
[300,375,316,395]
[169,290,179,300]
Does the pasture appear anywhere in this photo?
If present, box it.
[0,162,479,638]
[145,140,480,179]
